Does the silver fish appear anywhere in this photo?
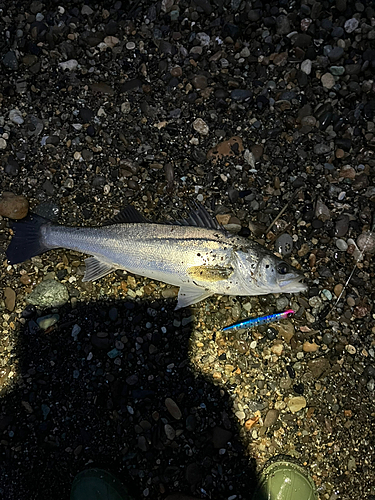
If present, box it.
[6,204,307,309]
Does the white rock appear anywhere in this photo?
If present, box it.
[301,59,312,75]
[9,109,24,125]
[59,59,79,71]
[193,117,209,135]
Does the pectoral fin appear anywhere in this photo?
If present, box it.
[82,257,115,282]
[175,285,213,310]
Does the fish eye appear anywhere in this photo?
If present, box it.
[277,262,289,275]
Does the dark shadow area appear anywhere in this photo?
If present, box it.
[0,295,261,500]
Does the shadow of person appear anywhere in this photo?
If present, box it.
[0,294,262,500]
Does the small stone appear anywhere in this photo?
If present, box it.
[308,358,330,378]
[164,423,176,440]
[330,65,345,76]
[191,75,208,90]
[271,343,283,356]
[335,215,350,238]
[4,287,16,311]
[288,396,307,413]
[2,50,18,70]
[301,59,312,74]
[328,46,344,62]
[0,138,7,149]
[126,41,136,50]
[344,18,359,33]
[357,232,375,254]
[321,72,335,89]
[251,144,264,161]
[58,59,78,71]
[165,397,182,419]
[81,4,94,15]
[26,280,69,308]
[37,314,60,330]
[336,239,348,251]
[263,409,279,427]
[275,233,293,256]
[0,192,29,219]
[9,109,24,125]
[334,284,343,297]
[207,136,244,163]
[193,118,209,135]
[231,89,252,101]
[303,341,319,352]
[340,165,355,179]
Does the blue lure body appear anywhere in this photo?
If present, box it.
[222,309,295,332]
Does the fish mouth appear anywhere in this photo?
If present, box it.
[278,273,307,293]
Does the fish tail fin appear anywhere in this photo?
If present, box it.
[6,214,51,265]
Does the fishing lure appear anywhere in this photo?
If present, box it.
[222,309,295,332]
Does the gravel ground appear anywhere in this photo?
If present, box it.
[1,0,375,499]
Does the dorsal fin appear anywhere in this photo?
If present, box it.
[105,206,149,225]
[169,202,222,230]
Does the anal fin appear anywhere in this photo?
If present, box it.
[175,285,213,310]
[82,257,115,282]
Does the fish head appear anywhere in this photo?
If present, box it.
[237,251,307,295]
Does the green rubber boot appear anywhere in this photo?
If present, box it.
[70,468,134,500]
[252,458,318,500]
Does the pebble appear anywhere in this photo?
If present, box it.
[321,73,335,89]
[4,287,16,311]
[2,50,18,70]
[0,192,29,219]
[165,397,182,420]
[303,341,319,353]
[58,59,78,71]
[9,109,24,125]
[334,284,343,297]
[26,280,69,308]
[37,314,60,330]
[230,89,252,101]
[301,59,312,74]
[288,396,307,413]
[164,423,176,440]
[275,233,293,256]
[0,138,7,149]
[357,232,375,253]
[344,18,359,33]
[192,118,209,135]
[322,333,333,345]
[336,239,348,251]
[263,409,279,428]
